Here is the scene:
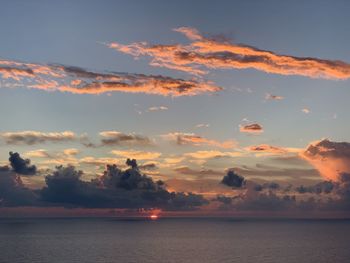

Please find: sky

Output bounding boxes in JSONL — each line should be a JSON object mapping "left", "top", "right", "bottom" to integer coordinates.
{"left": 1, "top": 0, "right": 350, "bottom": 217}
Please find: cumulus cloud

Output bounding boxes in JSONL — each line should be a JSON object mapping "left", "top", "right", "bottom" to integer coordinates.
{"left": 0, "top": 59, "right": 221, "bottom": 97}
{"left": 108, "top": 27, "right": 350, "bottom": 79}
{"left": 221, "top": 170, "right": 245, "bottom": 188}
{"left": 162, "top": 132, "right": 236, "bottom": 149}
{"left": 0, "top": 168, "right": 38, "bottom": 206}
{"left": 40, "top": 160, "right": 208, "bottom": 210}
{"left": 239, "top": 123, "right": 263, "bottom": 134}
{"left": 9, "top": 152, "right": 37, "bottom": 175}
{"left": 301, "top": 139, "right": 350, "bottom": 181}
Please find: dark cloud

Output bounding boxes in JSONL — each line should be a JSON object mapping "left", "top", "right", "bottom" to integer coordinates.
{"left": 9, "top": 152, "right": 37, "bottom": 175}
{"left": 236, "top": 192, "right": 297, "bottom": 211}
{"left": 0, "top": 169, "right": 38, "bottom": 206}
{"left": 254, "top": 182, "right": 280, "bottom": 192}
{"left": 40, "top": 159, "right": 207, "bottom": 210}
{"left": 221, "top": 170, "right": 245, "bottom": 188}
{"left": 296, "top": 181, "right": 334, "bottom": 194}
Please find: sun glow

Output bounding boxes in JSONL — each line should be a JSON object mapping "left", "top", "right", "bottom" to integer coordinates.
{"left": 150, "top": 214, "right": 159, "bottom": 220}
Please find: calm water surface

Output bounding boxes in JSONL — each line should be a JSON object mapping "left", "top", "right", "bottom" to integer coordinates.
{"left": 0, "top": 218, "right": 349, "bottom": 263}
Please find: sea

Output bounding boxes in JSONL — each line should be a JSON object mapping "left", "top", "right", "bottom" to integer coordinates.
{"left": 0, "top": 217, "right": 349, "bottom": 263}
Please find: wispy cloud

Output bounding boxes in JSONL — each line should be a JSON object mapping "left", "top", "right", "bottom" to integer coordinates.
{"left": 246, "top": 144, "right": 301, "bottom": 157}
{"left": 183, "top": 150, "right": 241, "bottom": 159}
{"left": 111, "top": 150, "right": 162, "bottom": 160}
{"left": 0, "top": 131, "right": 77, "bottom": 145}
{"left": 108, "top": 27, "right": 350, "bottom": 79}
{"left": 0, "top": 59, "right": 221, "bottom": 97}
{"left": 99, "top": 131, "right": 153, "bottom": 147}
{"left": 162, "top": 132, "right": 236, "bottom": 149}
{"left": 147, "top": 106, "right": 168, "bottom": 112}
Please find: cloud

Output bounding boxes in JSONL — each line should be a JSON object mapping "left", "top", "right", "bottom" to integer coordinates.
{"left": 239, "top": 123, "right": 263, "bottom": 134}
{"left": 99, "top": 131, "right": 153, "bottom": 147}
{"left": 0, "top": 168, "right": 38, "bottom": 206}
{"left": 0, "top": 131, "right": 76, "bottom": 145}
{"left": 184, "top": 150, "right": 241, "bottom": 159}
{"left": 233, "top": 165, "right": 319, "bottom": 182}
{"left": 40, "top": 161, "right": 208, "bottom": 210}
{"left": 111, "top": 150, "right": 161, "bottom": 160}
{"left": 9, "top": 152, "right": 37, "bottom": 176}
{"left": 0, "top": 59, "right": 221, "bottom": 97}
{"left": 302, "top": 108, "right": 310, "bottom": 114}
{"left": 108, "top": 27, "right": 350, "bottom": 79}
{"left": 265, "top": 93, "right": 284, "bottom": 100}
{"left": 63, "top": 148, "right": 80, "bottom": 156}
{"left": 246, "top": 144, "right": 301, "bottom": 157}
{"left": 195, "top": 123, "right": 210, "bottom": 128}
{"left": 221, "top": 170, "right": 245, "bottom": 188}
{"left": 25, "top": 149, "right": 51, "bottom": 158}
{"left": 174, "top": 166, "right": 223, "bottom": 178}
{"left": 301, "top": 139, "right": 350, "bottom": 181}
{"left": 79, "top": 157, "right": 123, "bottom": 167}
{"left": 162, "top": 132, "right": 236, "bottom": 149}
{"left": 247, "top": 144, "right": 287, "bottom": 155}
{"left": 148, "top": 106, "right": 168, "bottom": 112}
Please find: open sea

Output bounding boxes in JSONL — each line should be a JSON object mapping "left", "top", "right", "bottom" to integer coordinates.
{"left": 0, "top": 218, "right": 349, "bottom": 263}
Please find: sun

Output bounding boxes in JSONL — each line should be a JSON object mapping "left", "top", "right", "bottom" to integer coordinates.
{"left": 150, "top": 214, "right": 159, "bottom": 220}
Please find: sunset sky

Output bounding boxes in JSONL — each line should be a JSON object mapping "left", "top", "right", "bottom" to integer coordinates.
{"left": 1, "top": 0, "right": 350, "bottom": 216}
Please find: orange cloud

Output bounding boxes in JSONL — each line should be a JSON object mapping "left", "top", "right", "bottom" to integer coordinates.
{"left": 300, "top": 139, "right": 350, "bottom": 181}
{"left": 108, "top": 27, "right": 350, "bottom": 79}
{"left": 111, "top": 150, "right": 162, "bottom": 160}
{"left": 246, "top": 144, "right": 301, "bottom": 157}
{"left": 239, "top": 123, "right": 263, "bottom": 134}
{"left": 184, "top": 150, "right": 242, "bottom": 159}
{"left": 0, "top": 59, "right": 221, "bottom": 97}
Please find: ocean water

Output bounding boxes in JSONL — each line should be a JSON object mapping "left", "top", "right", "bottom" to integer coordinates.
{"left": 0, "top": 218, "right": 349, "bottom": 263}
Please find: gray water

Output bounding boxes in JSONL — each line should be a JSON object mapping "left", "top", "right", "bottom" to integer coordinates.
{"left": 0, "top": 218, "right": 349, "bottom": 263}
